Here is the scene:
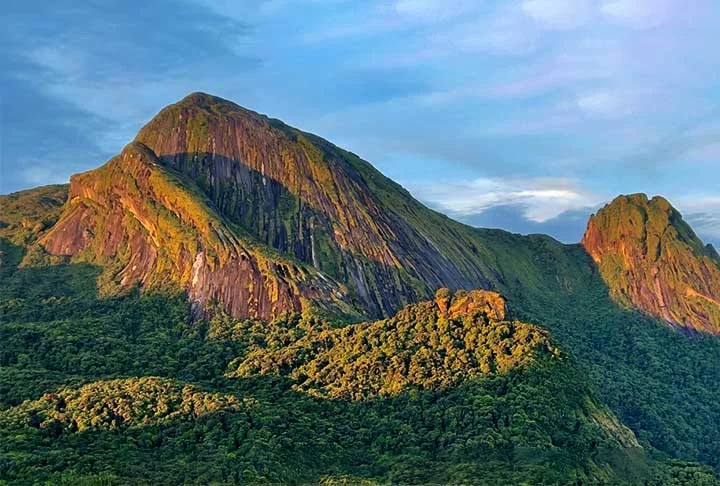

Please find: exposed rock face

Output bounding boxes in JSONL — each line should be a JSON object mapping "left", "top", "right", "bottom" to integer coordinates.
{"left": 582, "top": 194, "right": 720, "bottom": 334}
{"left": 434, "top": 287, "right": 507, "bottom": 321}
{"left": 40, "top": 141, "right": 354, "bottom": 320}
{"left": 133, "top": 92, "right": 493, "bottom": 316}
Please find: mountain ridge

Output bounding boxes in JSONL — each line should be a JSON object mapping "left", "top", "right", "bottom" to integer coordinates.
{"left": 3, "top": 93, "right": 720, "bottom": 336}
{"left": 3, "top": 92, "right": 720, "bottom": 483}
{"left": 5, "top": 93, "right": 720, "bottom": 334}
{"left": 131, "top": 92, "right": 497, "bottom": 317}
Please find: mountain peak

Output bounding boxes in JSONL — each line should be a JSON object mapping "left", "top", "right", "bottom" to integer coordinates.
{"left": 179, "top": 91, "right": 226, "bottom": 105}
{"left": 172, "top": 91, "right": 254, "bottom": 115}
{"left": 119, "top": 140, "right": 156, "bottom": 159}
{"left": 129, "top": 92, "right": 495, "bottom": 317}
{"left": 26, "top": 92, "right": 493, "bottom": 319}
{"left": 582, "top": 194, "right": 720, "bottom": 334}
{"left": 156, "top": 91, "right": 267, "bottom": 122}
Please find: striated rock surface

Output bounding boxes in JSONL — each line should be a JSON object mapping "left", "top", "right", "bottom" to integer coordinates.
{"left": 11, "top": 92, "right": 590, "bottom": 321}
{"left": 40, "top": 141, "right": 355, "bottom": 320}
{"left": 133, "top": 92, "right": 495, "bottom": 316}
{"left": 17, "top": 93, "right": 720, "bottom": 330}
{"left": 582, "top": 194, "right": 720, "bottom": 334}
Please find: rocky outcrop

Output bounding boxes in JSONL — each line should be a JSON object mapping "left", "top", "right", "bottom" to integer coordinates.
{"left": 231, "top": 288, "right": 554, "bottom": 399}
{"left": 24, "top": 94, "right": 720, "bottom": 330}
{"left": 11, "top": 92, "right": 594, "bottom": 321}
{"left": 40, "top": 141, "right": 355, "bottom": 320}
{"left": 434, "top": 287, "right": 507, "bottom": 321}
{"left": 582, "top": 194, "right": 720, "bottom": 335}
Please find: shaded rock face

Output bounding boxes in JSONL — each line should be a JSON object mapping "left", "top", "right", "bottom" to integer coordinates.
{"left": 134, "top": 92, "right": 491, "bottom": 317}
{"left": 582, "top": 194, "right": 720, "bottom": 335}
{"left": 40, "top": 141, "right": 353, "bottom": 320}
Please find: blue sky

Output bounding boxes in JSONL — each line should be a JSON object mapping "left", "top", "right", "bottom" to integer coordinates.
{"left": 2, "top": 0, "right": 720, "bottom": 246}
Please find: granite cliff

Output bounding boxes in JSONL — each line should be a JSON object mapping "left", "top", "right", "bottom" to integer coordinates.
{"left": 582, "top": 194, "right": 720, "bottom": 334}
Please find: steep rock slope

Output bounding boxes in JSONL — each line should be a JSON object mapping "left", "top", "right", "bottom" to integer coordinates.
{"left": 4, "top": 93, "right": 720, "bottom": 478}
{"left": 38, "top": 141, "right": 354, "bottom": 320}
{"left": 15, "top": 93, "right": 599, "bottom": 320}
{"left": 582, "top": 194, "right": 720, "bottom": 334}
{"left": 8, "top": 95, "right": 720, "bottom": 335}
{"left": 134, "top": 92, "right": 499, "bottom": 316}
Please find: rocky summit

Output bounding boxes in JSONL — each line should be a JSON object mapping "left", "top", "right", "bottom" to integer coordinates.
{"left": 583, "top": 193, "right": 720, "bottom": 335}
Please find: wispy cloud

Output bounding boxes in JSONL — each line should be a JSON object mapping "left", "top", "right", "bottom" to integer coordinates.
{"left": 573, "top": 89, "right": 658, "bottom": 119}
{"left": 675, "top": 196, "right": 720, "bottom": 246}
{"left": 521, "top": 0, "right": 593, "bottom": 29}
{"left": 21, "top": 165, "right": 69, "bottom": 186}
{"left": 600, "top": 0, "right": 677, "bottom": 28}
{"left": 1, "top": 0, "right": 260, "bottom": 193}
{"left": 408, "top": 177, "right": 603, "bottom": 223}
{"left": 4, "top": 0, "right": 720, "bottom": 247}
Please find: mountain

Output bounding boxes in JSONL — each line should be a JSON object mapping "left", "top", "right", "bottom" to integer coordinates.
{"left": 583, "top": 194, "right": 720, "bottom": 335}
{"left": 8, "top": 94, "right": 720, "bottom": 333}
{"left": 3, "top": 92, "right": 720, "bottom": 485}
{"left": 130, "top": 92, "right": 504, "bottom": 317}
{"left": 0, "top": 184, "right": 67, "bottom": 246}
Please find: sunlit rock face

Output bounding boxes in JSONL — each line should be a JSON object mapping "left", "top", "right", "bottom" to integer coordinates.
{"left": 41, "top": 141, "right": 353, "bottom": 320}
{"left": 582, "top": 193, "right": 720, "bottom": 335}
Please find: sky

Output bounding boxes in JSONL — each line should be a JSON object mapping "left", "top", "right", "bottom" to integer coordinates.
{"left": 2, "top": 0, "right": 720, "bottom": 246}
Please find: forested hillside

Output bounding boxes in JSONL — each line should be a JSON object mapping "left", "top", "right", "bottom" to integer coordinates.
{"left": 0, "top": 254, "right": 649, "bottom": 485}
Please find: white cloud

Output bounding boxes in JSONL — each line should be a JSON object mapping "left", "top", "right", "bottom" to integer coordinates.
{"left": 409, "top": 177, "right": 601, "bottom": 222}
{"left": 576, "top": 91, "right": 635, "bottom": 118}
{"left": 574, "top": 88, "right": 663, "bottom": 119}
{"left": 521, "top": 0, "right": 594, "bottom": 29}
{"left": 600, "top": 0, "right": 676, "bottom": 28}
{"left": 21, "top": 42, "right": 256, "bottom": 155}
{"left": 675, "top": 196, "right": 720, "bottom": 244}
